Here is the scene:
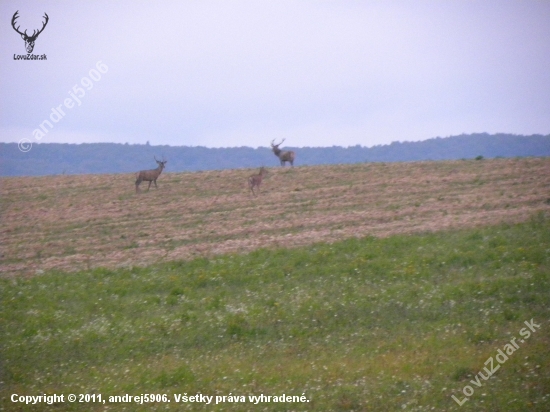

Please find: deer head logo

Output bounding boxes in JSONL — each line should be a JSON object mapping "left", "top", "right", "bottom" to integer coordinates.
{"left": 11, "top": 11, "right": 49, "bottom": 54}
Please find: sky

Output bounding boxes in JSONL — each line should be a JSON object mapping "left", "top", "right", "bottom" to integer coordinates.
{"left": 1, "top": 1, "right": 549, "bottom": 149}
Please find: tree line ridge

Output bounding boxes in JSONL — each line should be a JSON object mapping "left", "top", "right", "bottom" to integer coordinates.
{"left": 1, "top": 133, "right": 549, "bottom": 176}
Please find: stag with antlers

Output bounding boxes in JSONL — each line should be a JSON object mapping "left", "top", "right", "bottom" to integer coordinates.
{"left": 248, "top": 167, "right": 268, "bottom": 196}
{"left": 11, "top": 11, "right": 49, "bottom": 54}
{"left": 271, "top": 139, "right": 295, "bottom": 167}
{"left": 135, "top": 156, "right": 167, "bottom": 193}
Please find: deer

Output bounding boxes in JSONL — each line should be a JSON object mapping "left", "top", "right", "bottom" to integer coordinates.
{"left": 248, "top": 167, "right": 268, "bottom": 196}
{"left": 11, "top": 11, "right": 49, "bottom": 54}
{"left": 135, "top": 156, "right": 167, "bottom": 193}
{"left": 271, "top": 139, "right": 295, "bottom": 167}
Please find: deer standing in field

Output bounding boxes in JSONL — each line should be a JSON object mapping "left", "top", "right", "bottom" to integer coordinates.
{"left": 135, "top": 156, "right": 167, "bottom": 193}
{"left": 271, "top": 139, "right": 295, "bottom": 167}
{"left": 248, "top": 167, "right": 268, "bottom": 196}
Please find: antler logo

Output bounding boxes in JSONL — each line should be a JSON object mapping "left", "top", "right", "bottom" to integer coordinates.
{"left": 11, "top": 10, "right": 49, "bottom": 53}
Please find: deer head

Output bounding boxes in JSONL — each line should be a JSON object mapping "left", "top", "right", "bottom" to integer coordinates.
{"left": 154, "top": 156, "right": 167, "bottom": 170}
{"left": 12, "top": 11, "right": 49, "bottom": 53}
{"left": 270, "top": 138, "right": 285, "bottom": 149}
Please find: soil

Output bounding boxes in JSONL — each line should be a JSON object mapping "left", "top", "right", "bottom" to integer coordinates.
{"left": 1, "top": 158, "right": 549, "bottom": 277}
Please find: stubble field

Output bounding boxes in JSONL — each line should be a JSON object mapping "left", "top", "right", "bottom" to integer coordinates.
{"left": 1, "top": 157, "right": 549, "bottom": 278}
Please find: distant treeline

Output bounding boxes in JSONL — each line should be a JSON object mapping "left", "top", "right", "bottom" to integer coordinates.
{"left": 1, "top": 133, "right": 549, "bottom": 177}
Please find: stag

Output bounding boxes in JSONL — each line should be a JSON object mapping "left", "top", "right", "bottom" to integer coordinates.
{"left": 271, "top": 139, "right": 295, "bottom": 167}
{"left": 11, "top": 11, "right": 49, "bottom": 54}
{"left": 135, "top": 156, "right": 167, "bottom": 193}
{"left": 248, "top": 167, "right": 268, "bottom": 196}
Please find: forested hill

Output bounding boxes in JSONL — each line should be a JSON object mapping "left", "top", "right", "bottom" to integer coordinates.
{"left": 1, "top": 133, "right": 549, "bottom": 176}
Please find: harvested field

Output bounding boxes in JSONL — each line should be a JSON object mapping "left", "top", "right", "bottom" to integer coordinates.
{"left": 1, "top": 157, "right": 549, "bottom": 277}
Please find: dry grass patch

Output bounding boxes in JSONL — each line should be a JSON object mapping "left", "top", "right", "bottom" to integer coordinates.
{"left": 1, "top": 158, "right": 549, "bottom": 277}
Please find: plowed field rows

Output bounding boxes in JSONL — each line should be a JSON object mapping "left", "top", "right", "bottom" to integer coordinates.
{"left": 1, "top": 158, "right": 549, "bottom": 277}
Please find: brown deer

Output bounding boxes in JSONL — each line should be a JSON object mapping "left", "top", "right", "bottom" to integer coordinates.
{"left": 135, "top": 156, "right": 167, "bottom": 193}
{"left": 11, "top": 11, "right": 49, "bottom": 54}
{"left": 271, "top": 139, "right": 295, "bottom": 167}
{"left": 248, "top": 167, "right": 268, "bottom": 196}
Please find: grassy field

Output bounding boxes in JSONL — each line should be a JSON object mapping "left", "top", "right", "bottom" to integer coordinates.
{"left": 2, "top": 215, "right": 549, "bottom": 411}
{"left": 1, "top": 158, "right": 550, "bottom": 411}
{"left": 1, "top": 158, "right": 549, "bottom": 277}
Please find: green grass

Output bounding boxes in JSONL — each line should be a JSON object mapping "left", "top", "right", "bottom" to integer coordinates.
{"left": 2, "top": 215, "right": 550, "bottom": 411}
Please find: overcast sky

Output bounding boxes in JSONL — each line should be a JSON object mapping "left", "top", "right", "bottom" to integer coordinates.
{"left": 1, "top": 1, "right": 549, "bottom": 149}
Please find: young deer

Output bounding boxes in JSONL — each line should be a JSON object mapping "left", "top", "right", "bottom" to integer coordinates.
{"left": 135, "top": 156, "right": 167, "bottom": 193}
{"left": 271, "top": 139, "right": 295, "bottom": 167}
{"left": 248, "top": 167, "right": 268, "bottom": 196}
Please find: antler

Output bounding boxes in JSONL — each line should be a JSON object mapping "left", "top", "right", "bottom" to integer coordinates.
{"left": 30, "top": 13, "right": 49, "bottom": 39}
{"left": 11, "top": 11, "right": 25, "bottom": 36}
{"left": 11, "top": 11, "right": 49, "bottom": 39}
{"left": 271, "top": 139, "right": 285, "bottom": 147}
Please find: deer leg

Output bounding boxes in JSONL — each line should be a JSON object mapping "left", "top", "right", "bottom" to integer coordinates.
{"left": 154, "top": 179, "right": 158, "bottom": 189}
{"left": 147, "top": 181, "right": 152, "bottom": 191}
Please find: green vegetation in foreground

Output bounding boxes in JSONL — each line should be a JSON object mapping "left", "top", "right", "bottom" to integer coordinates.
{"left": 2, "top": 214, "right": 550, "bottom": 411}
